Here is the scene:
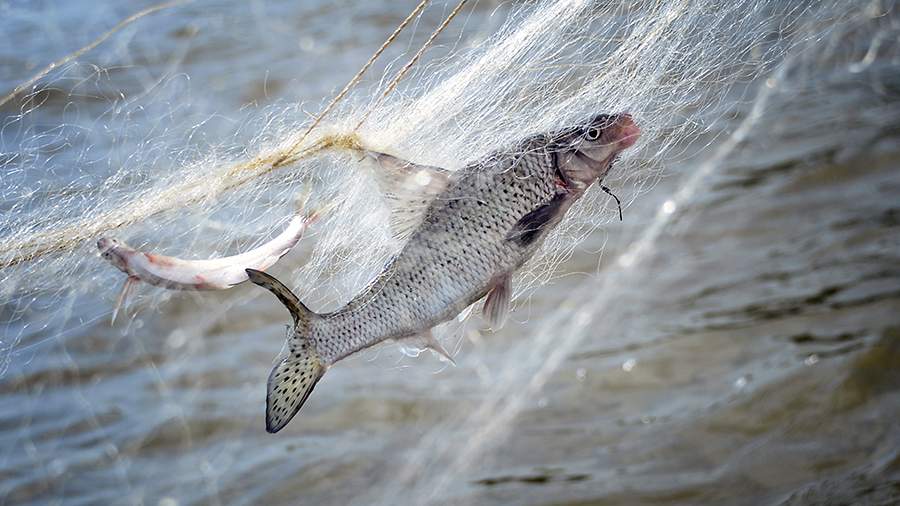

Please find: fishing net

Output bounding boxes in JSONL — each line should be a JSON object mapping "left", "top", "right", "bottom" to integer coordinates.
{"left": 0, "top": 0, "right": 897, "bottom": 503}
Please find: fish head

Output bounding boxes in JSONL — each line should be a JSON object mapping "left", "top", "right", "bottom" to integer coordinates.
{"left": 97, "top": 237, "right": 132, "bottom": 273}
{"left": 554, "top": 113, "right": 641, "bottom": 190}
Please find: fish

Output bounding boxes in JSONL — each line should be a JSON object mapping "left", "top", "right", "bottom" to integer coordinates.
{"left": 247, "top": 112, "right": 641, "bottom": 432}
{"left": 98, "top": 201, "right": 326, "bottom": 324}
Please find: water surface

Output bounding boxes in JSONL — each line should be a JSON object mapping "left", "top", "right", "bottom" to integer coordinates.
{"left": 1, "top": 1, "right": 899, "bottom": 505}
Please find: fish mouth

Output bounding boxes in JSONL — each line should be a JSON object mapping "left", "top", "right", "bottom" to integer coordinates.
{"left": 97, "top": 237, "right": 130, "bottom": 273}
{"left": 556, "top": 113, "right": 640, "bottom": 189}
{"left": 579, "top": 114, "right": 641, "bottom": 160}
{"left": 612, "top": 113, "right": 641, "bottom": 149}
{"left": 97, "top": 237, "right": 115, "bottom": 254}
{"left": 574, "top": 114, "right": 640, "bottom": 174}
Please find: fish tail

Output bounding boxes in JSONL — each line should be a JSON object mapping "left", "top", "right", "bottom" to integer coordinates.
{"left": 305, "top": 196, "right": 339, "bottom": 224}
{"left": 245, "top": 268, "right": 326, "bottom": 433}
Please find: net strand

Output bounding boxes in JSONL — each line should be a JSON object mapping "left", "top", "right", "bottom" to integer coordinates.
{"left": 0, "top": 0, "right": 189, "bottom": 109}
{"left": 0, "top": 1, "right": 891, "bottom": 503}
{"left": 273, "top": 0, "right": 431, "bottom": 166}
{"left": 353, "top": 0, "right": 471, "bottom": 131}
{"left": 0, "top": 133, "right": 360, "bottom": 269}
{"left": 0, "top": 0, "right": 473, "bottom": 270}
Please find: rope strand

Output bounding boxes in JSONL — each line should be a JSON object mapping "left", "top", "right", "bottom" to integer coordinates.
{"left": 354, "top": 0, "right": 470, "bottom": 131}
{"left": 0, "top": 0, "right": 189, "bottom": 109}
{"left": 273, "top": 0, "right": 431, "bottom": 166}
{"left": 0, "top": 0, "right": 472, "bottom": 269}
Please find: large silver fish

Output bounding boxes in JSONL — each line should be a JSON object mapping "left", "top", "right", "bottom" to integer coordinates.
{"left": 248, "top": 113, "right": 640, "bottom": 432}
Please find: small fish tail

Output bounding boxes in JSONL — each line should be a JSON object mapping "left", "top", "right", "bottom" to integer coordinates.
{"left": 245, "top": 268, "right": 326, "bottom": 433}
{"left": 293, "top": 181, "right": 336, "bottom": 224}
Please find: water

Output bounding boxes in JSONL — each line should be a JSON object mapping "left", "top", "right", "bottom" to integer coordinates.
{"left": 1, "top": 1, "right": 899, "bottom": 505}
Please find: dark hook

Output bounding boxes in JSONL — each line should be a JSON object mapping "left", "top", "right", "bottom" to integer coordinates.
{"left": 600, "top": 185, "right": 623, "bottom": 221}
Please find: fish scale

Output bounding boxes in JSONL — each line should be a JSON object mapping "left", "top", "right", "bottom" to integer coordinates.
{"left": 247, "top": 112, "right": 641, "bottom": 432}
{"left": 317, "top": 139, "right": 558, "bottom": 363}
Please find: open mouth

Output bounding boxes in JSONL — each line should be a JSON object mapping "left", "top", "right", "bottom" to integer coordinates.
{"left": 613, "top": 114, "right": 641, "bottom": 149}
{"left": 556, "top": 113, "right": 642, "bottom": 188}
{"left": 578, "top": 114, "right": 641, "bottom": 166}
{"left": 97, "top": 237, "right": 115, "bottom": 254}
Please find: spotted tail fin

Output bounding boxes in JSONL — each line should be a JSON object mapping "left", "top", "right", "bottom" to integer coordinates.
{"left": 246, "top": 269, "right": 326, "bottom": 433}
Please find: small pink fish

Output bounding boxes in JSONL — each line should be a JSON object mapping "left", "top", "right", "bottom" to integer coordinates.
{"left": 98, "top": 206, "right": 323, "bottom": 324}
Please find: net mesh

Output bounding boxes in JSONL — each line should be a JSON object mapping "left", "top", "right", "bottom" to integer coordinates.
{"left": 0, "top": 0, "right": 896, "bottom": 503}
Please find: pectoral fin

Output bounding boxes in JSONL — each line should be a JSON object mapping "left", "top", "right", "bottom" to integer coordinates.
{"left": 364, "top": 150, "right": 452, "bottom": 240}
{"left": 506, "top": 192, "right": 568, "bottom": 247}
{"left": 111, "top": 276, "right": 139, "bottom": 325}
{"left": 483, "top": 274, "right": 512, "bottom": 330}
{"left": 402, "top": 330, "right": 456, "bottom": 365}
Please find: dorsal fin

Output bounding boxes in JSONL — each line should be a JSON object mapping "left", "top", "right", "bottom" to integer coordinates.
{"left": 245, "top": 269, "right": 316, "bottom": 326}
{"left": 364, "top": 150, "right": 452, "bottom": 240}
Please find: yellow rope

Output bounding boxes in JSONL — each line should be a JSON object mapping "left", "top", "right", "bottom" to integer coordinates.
{"left": 354, "top": 0, "right": 470, "bottom": 131}
{"left": 1, "top": 133, "right": 363, "bottom": 269}
{"left": 273, "top": 0, "right": 431, "bottom": 166}
{"left": 1, "top": 0, "right": 473, "bottom": 269}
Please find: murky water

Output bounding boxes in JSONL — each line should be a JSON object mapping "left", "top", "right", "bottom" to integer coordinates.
{"left": 1, "top": 1, "right": 899, "bottom": 505}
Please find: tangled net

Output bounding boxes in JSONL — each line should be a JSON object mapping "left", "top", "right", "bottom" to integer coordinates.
{"left": 0, "top": 0, "right": 896, "bottom": 501}
{"left": 0, "top": 0, "right": 882, "bottom": 380}
{"left": 2, "top": 0, "right": 857, "bottom": 285}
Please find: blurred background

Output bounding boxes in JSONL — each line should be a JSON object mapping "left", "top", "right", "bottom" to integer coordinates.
{"left": 1, "top": 0, "right": 899, "bottom": 504}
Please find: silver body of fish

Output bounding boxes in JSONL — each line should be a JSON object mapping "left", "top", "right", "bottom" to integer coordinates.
{"left": 248, "top": 113, "right": 641, "bottom": 432}
{"left": 98, "top": 207, "right": 320, "bottom": 324}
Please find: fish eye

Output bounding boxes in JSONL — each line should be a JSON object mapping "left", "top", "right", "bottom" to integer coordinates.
{"left": 585, "top": 127, "right": 601, "bottom": 141}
